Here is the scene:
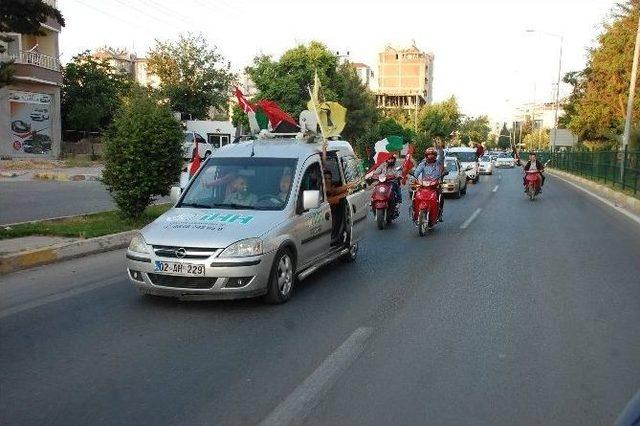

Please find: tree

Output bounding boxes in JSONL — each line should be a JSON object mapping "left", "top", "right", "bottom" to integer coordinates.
{"left": 337, "top": 62, "right": 379, "bottom": 145}
{"left": 0, "top": 0, "right": 65, "bottom": 87}
{"left": 102, "top": 89, "right": 183, "bottom": 218}
{"left": 415, "top": 96, "right": 460, "bottom": 154}
{"left": 62, "top": 52, "right": 132, "bottom": 133}
{"left": 564, "top": 0, "right": 640, "bottom": 148}
{"left": 497, "top": 123, "right": 511, "bottom": 150}
{"left": 147, "top": 33, "right": 234, "bottom": 120}
{"left": 458, "top": 115, "right": 491, "bottom": 146}
{"left": 523, "top": 129, "right": 550, "bottom": 150}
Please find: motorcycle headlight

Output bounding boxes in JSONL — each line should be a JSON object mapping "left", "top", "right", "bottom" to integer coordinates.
{"left": 219, "top": 238, "right": 263, "bottom": 258}
{"left": 128, "top": 233, "right": 150, "bottom": 254}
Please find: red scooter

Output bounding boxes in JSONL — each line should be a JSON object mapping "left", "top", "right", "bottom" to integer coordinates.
{"left": 410, "top": 177, "right": 442, "bottom": 236}
{"left": 370, "top": 174, "right": 400, "bottom": 230}
{"left": 524, "top": 170, "right": 542, "bottom": 201}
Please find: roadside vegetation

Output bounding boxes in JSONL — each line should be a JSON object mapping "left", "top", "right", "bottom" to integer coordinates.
{"left": 0, "top": 204, "right": 170, "bottom": 240}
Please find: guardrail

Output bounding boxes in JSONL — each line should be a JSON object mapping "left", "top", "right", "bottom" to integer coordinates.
{"left": 523, "top": 149, "right": 639, "bottom": 197}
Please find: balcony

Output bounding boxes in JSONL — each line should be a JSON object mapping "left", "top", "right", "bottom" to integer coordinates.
{"left": 1, "top": 51, "right": 62, "bottom": 85}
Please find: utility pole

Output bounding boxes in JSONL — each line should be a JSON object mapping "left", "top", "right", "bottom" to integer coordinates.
{"left": 622, "top": 13, "right": 640, "bottom": 151}
{"left": 552, "top": 36, "right": 563, "bottom": 154}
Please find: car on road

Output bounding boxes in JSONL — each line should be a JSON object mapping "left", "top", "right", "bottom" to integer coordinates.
{"left": 127, "top": 138, "right": 369, "bottom": 304}
{"left": 441, "top": 156, "right": 467, "bottom": 198}
{"left": 478, "top": 155, "right": 494, "bottom": 174}
{"left": 446, "top": 147, "right": 479, "bottom": 183}
{"left": 495, "top": 153, "right": 516, "bottom": 168}
{"left": 183, "top": 131, "right": 215, "bottom": 160}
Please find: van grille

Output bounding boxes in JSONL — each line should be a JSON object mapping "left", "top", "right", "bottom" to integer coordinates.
{"left": 152, "top": 245, "right": 219, "bottom": 259}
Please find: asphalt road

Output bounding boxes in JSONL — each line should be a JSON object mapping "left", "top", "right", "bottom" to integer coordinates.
{"left": 1, "top": 168, "right": 639, "bottom": 426}
{"left": 0, "top": 180, "right": 115, "bottom": 225}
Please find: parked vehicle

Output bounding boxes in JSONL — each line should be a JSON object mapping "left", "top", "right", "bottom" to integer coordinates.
{"left": 410, "top": 176, "right": 442, "bottom": 237}
{"left": 369, "top": 173, "right": 400, "bottom": 230}
{"left": 446, "top": 147, "right": 479, "bottom": 183}
{"left": 478, "top": 155, "right": 494, "bottom": 175}
{"left": 182, "top": 131, "right": 212, "bottom": 160}
{"left": 441, "top": 157, "right": 467, "bottom": 198}
{"left": 495, "top": 153, "right": 516, "bottom": 168}
{"left": 126, "top": 138, "right": 369, "bottom": 304}
{"left": 524, "top": 170, "right": 542, "bottom": 200}
{"left": 184, "top": 120, "right": 236, "bottom": 150}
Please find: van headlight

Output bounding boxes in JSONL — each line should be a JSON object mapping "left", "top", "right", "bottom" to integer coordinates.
{"left": 128, "top": 233, "right": 150, "bottom": 254}
{"left": 220, "top": 238, "right": 263, "bottom": 258}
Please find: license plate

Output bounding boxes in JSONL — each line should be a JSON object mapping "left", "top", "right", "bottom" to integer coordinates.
{"left": 154, "top": 261, "right": 205, "bottom": 276}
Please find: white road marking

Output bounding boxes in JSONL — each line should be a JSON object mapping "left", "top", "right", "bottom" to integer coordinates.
{"left": 259, "top": 327, "right": 373, "bottom": 426}
{"left": 460, "top": 208, "right": 482, "bottom": 229}
{"left": 498, "top": 174, "right": 502, "bottom": 180}
{"left": 0, "top": 276, "right": 122, "bottom": 320}
{"left": 492, "top": 185, "right": 499, "bottom": 193}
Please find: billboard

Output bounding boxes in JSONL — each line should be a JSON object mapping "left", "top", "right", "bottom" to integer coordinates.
{"left": 9, "top": 90, "right": 53, "bottom": 156}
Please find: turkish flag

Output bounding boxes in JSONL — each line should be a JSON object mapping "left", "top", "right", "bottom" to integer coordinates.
{"left": 401, "top": 144, "right": 416, "bottom": 184}
{"left": 234, "top": 87, "right": 255, "bottom": 113}
{"left": 189, "top": 140, "right": 201, "bottom": 177}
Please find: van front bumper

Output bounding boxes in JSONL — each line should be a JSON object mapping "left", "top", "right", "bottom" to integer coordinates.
{"left": 126, "top": 250, "right": 277, "bottom": 300}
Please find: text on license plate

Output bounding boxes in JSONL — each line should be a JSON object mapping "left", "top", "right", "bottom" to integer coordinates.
{"left": 154, "top": 261, "right": 205, "bottom": 276}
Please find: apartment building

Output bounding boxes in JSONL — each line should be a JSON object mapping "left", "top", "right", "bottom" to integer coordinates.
{"left": 0, "top": 0, "right": 62, "bottom": 158}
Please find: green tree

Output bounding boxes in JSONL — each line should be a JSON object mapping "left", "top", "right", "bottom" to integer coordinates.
{"left": 61, "top": 52, "right": 132, "bottom": 133}
{"left": 337, "top": 62, "right": 379, "bottom": 145}
{"left": 497, "top": 123, "right": 511, "bottom": 150}
{"left": 0, "top": 0, "right": 65, "bottom": 87}
{"left": 565, "top": 0, "right": 640, "bottom": 148}
{"left": 102, "top": 89, "right": 183, "bottom": 218}
{"left": 147, "top": 33, "right": 234, "bottom": 120}
{"left": 458, "top": 115, "right": 491, "bottom": 146}
{"left": 415, "top": 96, "right": 460, "bottom": 154}
{"left": 523, "top": 129, "right": 550, "bottom": 150}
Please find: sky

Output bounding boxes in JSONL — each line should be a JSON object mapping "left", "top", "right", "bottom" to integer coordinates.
{"left": 58, "top": 0, "right": 617, "bottom": 126}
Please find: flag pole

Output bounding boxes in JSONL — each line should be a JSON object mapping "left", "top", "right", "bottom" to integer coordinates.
{"left": 307, "top": 84, "right": 328, "bottom": 161}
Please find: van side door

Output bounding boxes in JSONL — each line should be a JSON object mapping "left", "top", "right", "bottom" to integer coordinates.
{"left": 294, "top": 158, "right": 332, "bottom": 268}
{"left": 341, "top": 154, "right": 369, "bottom": 244}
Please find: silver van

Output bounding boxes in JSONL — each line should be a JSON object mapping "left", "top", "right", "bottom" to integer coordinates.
{"left": 126, "top": 138, "right": 369, "bottom": 303}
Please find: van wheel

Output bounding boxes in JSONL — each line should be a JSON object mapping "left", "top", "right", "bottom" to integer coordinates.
{"left": 341, "top": 243, "right": 358, "bottom": 263}
{"left": 263, "top": 249, "right": 295, "bottom": 304}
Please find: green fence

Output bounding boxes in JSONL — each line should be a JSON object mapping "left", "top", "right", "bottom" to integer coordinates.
{"left": 528, "top": 149, "right": 640, "bottom": 197}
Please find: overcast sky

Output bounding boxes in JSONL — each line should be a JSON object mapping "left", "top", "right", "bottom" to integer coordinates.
{"left": 59, "top": 0, "right": 616, "bottom": 125}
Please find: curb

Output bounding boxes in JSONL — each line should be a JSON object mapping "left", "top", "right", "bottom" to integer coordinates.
{"left": 0, "top": 230, "right": 136, "bottom": 275}
{"left": 547, "top": 168, "right": 640, "bottom": 224}
{"left": 33, "top": 172, "right": 101, "bottom": 182}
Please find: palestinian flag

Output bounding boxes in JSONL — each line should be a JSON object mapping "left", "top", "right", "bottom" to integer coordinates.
{"left": 234, "top": 87, "right": 263, "bottom": 134}
{"left": 367, "top": 135, "right": 404, "bottom": 173}
{"left": 256, "top": 100, "right": 298, "bottom": 133}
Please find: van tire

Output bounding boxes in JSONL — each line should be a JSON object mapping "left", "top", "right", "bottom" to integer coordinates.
{"left": 263, "top": 248, "right": 295, "bottom": 304}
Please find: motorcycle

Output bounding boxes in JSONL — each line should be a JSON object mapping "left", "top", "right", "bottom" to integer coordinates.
{"left": 410, "top": 176, "right": 442, "bottom": 237}
{"left": 369, "top": 174, "right": 400, "bottom": 230}
{"left": 524, "top": 170, "right": 542, "bottom": 201}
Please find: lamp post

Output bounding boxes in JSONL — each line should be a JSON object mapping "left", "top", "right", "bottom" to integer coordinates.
{"left": 526, "top": 30, "right": 563, "bottom": 153}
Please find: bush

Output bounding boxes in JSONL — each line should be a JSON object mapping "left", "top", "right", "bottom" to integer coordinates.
{"left": 102, "top": 90, "right": 183, "bottom": 218}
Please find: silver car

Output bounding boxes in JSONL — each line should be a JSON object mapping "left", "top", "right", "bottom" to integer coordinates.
{"left": 126, "top": 138, "right": 369, "bottom": 304}
{"left": 441, "top": 157, "right": 468, "bottom": 198}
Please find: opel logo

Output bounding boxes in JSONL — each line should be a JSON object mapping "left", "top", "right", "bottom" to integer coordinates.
{"left": 175, "top": 248, "right": 187, "bottom": 258}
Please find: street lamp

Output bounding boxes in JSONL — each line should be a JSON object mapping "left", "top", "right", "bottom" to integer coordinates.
{"left": 526, "top": 29, "right": 563, "bottom": 153}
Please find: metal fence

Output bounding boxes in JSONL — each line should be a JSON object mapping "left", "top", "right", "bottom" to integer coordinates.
{"left": 528, "top": 148, "right": 640, "bottom": 197}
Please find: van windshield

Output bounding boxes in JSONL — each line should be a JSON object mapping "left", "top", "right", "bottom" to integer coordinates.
{"left": 449, "top": 151, "right": 477, "bottom": 162}
{"left": 178, "top": 157, "right": 298, "bottom": 211}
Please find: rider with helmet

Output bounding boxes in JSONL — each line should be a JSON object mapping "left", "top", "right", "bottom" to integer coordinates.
{"left": 368, "top": 154, "right": 402, "bottom": 205}
{"left": 412, "top": 138, "right": 445, "bottom": 220}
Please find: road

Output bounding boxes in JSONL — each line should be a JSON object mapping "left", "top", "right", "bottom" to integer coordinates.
{"left": 1, "top": 168, "right": 639, "bottom": 426}
{"left": 0, "top": 180, "right": 115, "bottom": 225}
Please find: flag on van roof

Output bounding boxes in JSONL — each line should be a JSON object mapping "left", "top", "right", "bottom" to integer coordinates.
{"left": 255, "top": 100, "right": 298, "bottom": 132}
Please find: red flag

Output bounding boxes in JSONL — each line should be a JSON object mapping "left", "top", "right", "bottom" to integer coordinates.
{"left": 401, "top": 144, "right": 416, "bottom": 184}
{"left": 255, "top": 100, "right": 298, "bottom": 129}
{"left": 234, "top": 87, "right": 255, "bottom": 113}
{"left": 189, "top": 139, "right": 201, "bottom": 177}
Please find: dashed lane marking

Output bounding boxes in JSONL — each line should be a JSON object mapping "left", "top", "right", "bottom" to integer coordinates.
{"left": 460, "top": 208, "right": 482, "bottom": 229}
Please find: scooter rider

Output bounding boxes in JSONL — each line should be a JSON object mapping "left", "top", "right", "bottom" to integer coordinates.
{"left": 521, "top": 152, "right": 545, "bottom": 192}
{"left": 368, "top": 154, "right": 402, "bottom": 205}
{"left": 413, "top": 138, "right": 445, "bottom": 220}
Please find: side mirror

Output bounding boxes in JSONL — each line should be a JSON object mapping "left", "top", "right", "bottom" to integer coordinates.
{"left": 170, "top": 186, "right": 182, "bottom": 204}
{"left": 302, "top": 190, "right": 321, "bottom": 211}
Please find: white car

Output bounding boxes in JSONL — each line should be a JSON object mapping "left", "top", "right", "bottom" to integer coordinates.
{"left": 183, "top": 131, "right": 215, "bottom": 160}
{"left": 495, "top": 154, "right": 516, "bottom": 168}
{"left": 446, "top": 147, "right": 479, "bottom": 183}
{"left": 478, "top": 155, "right": 494, "bottom": 175}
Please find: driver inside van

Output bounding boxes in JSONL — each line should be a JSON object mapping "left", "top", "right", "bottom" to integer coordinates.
{"left": 278, "top": 173, "right": 293, "bottom": 203}
{"left": 224, "top": 176, "right": 257, "bottom": 206}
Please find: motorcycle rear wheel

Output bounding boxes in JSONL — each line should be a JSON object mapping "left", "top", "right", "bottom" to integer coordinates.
{"left": 376, "top": 208, "right": 386, "bottom": 230}
{"left": 418, "top": 210, "right": 429, "bottom": 237}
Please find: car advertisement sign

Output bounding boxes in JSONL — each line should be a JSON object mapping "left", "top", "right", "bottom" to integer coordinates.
{"left": 9, "top": 90, "right": 53, "bottom": 156}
